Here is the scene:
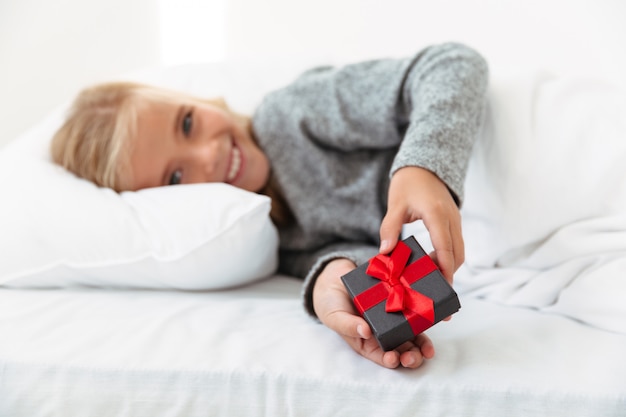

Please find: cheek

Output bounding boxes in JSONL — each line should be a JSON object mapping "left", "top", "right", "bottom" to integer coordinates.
{"left": 204, "top": 106, "right": 236, "bottom": 130}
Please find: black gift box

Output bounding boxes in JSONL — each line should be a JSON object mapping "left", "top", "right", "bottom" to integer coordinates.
{"left": 341, "top": 236, "right": 460, "bottom": 351}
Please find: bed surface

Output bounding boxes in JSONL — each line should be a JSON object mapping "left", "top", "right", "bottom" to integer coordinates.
{"left": 1, "top": 276, "right": 624, "bottom": 417}
{"left": 2, "top": 35, "right": 626, "bottom": 416}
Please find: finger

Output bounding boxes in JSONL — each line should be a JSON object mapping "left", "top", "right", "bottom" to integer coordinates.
{"left": 416, "top": 333, "right": 435, "bottom": 359}
{"left": 394, "top": 341, "right": 423, "bottom": 368}
{"left": 424, "top": 203, "right": 466, "bottom": 283}
{"left": 420, "top": 208, "right": 454, "bottom": 283}
{"left": 399, "top": 346, "right": 424, "bottom": 368}
{"left": 427, "top": 227, "right": 455, "bottom": 284}
{"left": 379, "top": 208, "right": 404, "bottom": 254}
{"left": 398, "top": 334, "right": 434, "bottom": 368}
{"left": 450, "top": 213, "right": 465, "bottom": 269}
{"left": 442, "top": 212, "right": 465, "bottom": 285}
{"left": 324, "top": 309, "right": 372, "bottom": 340}
{"left": 382, "top": 350, "right": 402, "bottom": 368}
{"left": 344, "top": 337, "right": 401, "bottom": 369}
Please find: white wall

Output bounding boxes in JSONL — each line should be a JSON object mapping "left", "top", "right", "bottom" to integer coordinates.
{"left": 0, "top": 0, "right": 161, "bottom": 147}
{"left": 223, "top": 0, "right": 626, "bottom": 82}
{"left": 2, "top": 0, "right": 625, "bottom": 148}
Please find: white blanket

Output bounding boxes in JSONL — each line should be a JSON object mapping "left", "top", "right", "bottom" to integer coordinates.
{"left": 453, "top": 73, "right": 626, "bottom": 334}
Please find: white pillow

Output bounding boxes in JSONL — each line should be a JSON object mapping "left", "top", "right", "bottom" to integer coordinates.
{"left": 0, "top": 61, "right": 313, "bottom": 290}
{"left": 0, "top": 151, "right": 278, "bottom": 290}
{"left": 0, "top": 60, "right": 328, "bottom": 290}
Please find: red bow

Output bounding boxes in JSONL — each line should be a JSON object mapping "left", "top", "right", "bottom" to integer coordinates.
{"left": 354, "top": 241, "right": 436, "bottom": 336}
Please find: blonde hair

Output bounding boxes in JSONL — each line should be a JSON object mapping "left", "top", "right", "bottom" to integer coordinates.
{"left": 51, "top": 81, "right": 292, "bottom": 226}
{"left": 51, "top": 82, "right": 249, "bottom": 191}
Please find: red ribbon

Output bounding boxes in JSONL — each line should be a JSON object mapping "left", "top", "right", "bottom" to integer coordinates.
{"left": 353, "top": 241, "right": 436, "bottom": 336}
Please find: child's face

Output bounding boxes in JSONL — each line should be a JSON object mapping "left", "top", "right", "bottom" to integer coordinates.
{"left": 127, "top": 98, "right": 270, "bottom": 193}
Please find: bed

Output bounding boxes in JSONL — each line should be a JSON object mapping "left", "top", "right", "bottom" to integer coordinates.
{"left": 1, "top": 56, "right": 626, "bottom": 416}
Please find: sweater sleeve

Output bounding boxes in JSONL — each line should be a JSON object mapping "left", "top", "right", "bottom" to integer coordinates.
{"left": 274, "top": 42, "right": 488, "bottom": 205}
{"left": 391, "top": 43, "right": 489, "bottom": 205}
{"left": 281, "top": 243, "right": 379, "bottom": 319}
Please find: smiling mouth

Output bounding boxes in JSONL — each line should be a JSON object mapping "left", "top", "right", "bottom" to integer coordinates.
{"left": 226, "top": 145, "right": 242, "bottom": 183}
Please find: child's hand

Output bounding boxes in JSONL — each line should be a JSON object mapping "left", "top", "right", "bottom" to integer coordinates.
{"left": 379, "top": 166, "right": 464, "bottom": 285}
{"left": 312, "top": 258, "right": 435, "bottom": 369}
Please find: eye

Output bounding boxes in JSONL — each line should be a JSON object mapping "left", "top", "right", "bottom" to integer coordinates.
{"left": 169, "top": 170, "right": 182, "bottom": 186}
{"left": 182, "top": 110, "right": 193, "bottom": 137}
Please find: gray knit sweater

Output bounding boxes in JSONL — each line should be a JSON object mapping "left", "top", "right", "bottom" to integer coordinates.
{"left": 251, "top": 43, "right": 489, "bottom": 316}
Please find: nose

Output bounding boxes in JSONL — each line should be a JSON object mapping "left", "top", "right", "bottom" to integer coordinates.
{"left": 187, "top": 140, "right": 222, "bottom": 183}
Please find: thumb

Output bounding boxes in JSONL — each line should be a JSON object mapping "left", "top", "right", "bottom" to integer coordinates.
{"left": 325, "top": 310, "right": 372, "bottom": 340}
{"left": 379, "top": 210, "right": 404, "bottom": 254}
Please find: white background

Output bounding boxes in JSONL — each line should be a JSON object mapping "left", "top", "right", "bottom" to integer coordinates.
{"left": 1, "top": 0, "right": 625, "bottom": 148}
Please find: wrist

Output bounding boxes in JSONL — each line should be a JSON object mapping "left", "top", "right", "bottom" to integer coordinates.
{"left": 312, "top": 258, "right": 357, "bottom": 315}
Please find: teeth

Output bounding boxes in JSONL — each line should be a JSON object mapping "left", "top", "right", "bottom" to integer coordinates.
{"left": 227, "top": 146, "right": 242, "bottom": 182}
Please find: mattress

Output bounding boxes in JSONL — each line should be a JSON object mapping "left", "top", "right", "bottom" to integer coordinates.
{"left": 1, "top": 275, "right": 625, "bottom": 417}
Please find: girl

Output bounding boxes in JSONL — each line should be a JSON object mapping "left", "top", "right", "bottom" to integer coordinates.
{"left": 51, "top": 42, "right": 489, "bottom": 369}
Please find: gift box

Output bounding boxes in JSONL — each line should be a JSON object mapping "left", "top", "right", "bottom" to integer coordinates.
{"left": 341, "top": 236, "right": 461, "bottom": 351}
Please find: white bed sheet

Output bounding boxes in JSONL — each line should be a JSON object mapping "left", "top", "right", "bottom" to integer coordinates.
{"left": 1, "top": 276, "right": 625, "bottom": 417}
{"left": 3, "top": 55, "right": 626, "bottom": 417}
{"left": 456, "top": 72, "right": 626, "bottom": 336}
